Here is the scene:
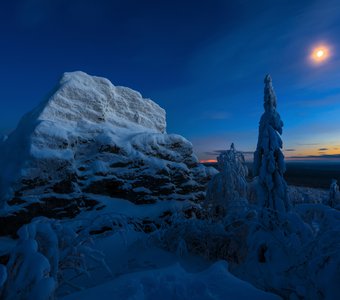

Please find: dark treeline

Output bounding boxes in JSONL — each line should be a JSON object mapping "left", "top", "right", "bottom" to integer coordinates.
{"left": 204, "top": 161, "right": 340, "bottom": 190}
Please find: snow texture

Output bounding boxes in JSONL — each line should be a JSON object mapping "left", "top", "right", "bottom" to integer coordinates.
{"left": 61, "top": 261, "right": 279, "bottom": 300}
{"left": 0, "top": 209, "right": 283, "bottom": 300}
{"left": 157, "top": 199, "right": 340, "bottom": 299}
{"left": 253, "top": 75, "right": 290, "bottom": 213}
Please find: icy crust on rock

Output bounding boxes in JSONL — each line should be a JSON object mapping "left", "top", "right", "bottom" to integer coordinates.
{"left": 0, "top": 71, "right": 215, "bottom": 211}
{"left": 39, "top": 71, "right": 166, "bottom": 133}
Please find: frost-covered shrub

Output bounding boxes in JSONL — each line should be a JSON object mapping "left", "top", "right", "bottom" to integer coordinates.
{"left": 205, "top": 143, "right": 248, "bottom": 218}
{"left": 155, "top": 202, "right": 340, "bottom": 299}
{"left": 289, "top": 204, "right": 340, "bottom": 298}
{"left": 230, "top": 209, "right": 313, "bottom": 298}
{"left": 1, "top": 238, "right": 56, "bottom": 300}
{"left": 0, "top": 215, "right": 126, "bottom": 299}
{"left": 157, "top": 214, "right": 227, "bottom": 260}
{"left": 153, "top": 207, "right": 254, "bottom": 264}
{"left": 287, "top": 186, "right": 327, "bottom": 205}
{"left": 253, "top": 75, "right": 290, "bottom": 213}
{"left": 222, "top": 203, "right": 340, "bottom": 300}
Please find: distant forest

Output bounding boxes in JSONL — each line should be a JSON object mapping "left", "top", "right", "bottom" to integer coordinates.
{"left": 203, "top": 161, "right": 340, "bottom": 189}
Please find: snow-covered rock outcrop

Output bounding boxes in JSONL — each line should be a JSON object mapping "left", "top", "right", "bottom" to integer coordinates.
{"left": 0, "top": 71, "right": 216, "bottom": 229}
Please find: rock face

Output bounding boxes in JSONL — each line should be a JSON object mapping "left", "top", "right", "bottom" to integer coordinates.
{"left": 0, "top": 72, "right": 216, "bottom": 217}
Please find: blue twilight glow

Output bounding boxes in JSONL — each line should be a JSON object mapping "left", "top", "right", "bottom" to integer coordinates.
{"left": 1, "top": 0, "right": 340, "bottom": 161}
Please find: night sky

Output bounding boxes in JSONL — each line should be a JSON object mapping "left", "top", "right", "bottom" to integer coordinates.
{"left": 1, "top": 0, "right": 340, "bottom": 161}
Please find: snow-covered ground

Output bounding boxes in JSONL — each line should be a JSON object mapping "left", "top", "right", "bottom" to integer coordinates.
{"left": 1, "top": 72, "right": 339, "bottom": 300}
{"left": 3, "top": 184, "right": 338, "bottom": 300}
{"left": 0, "top": 193, "right": 278, "bottom": 299}
{"left": 60, "top": 231, "right": 279, "bottom": 300}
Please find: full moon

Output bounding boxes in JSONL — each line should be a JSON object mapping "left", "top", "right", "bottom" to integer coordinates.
{"left": 316, "top": 50, "right": 324, "bottom": 57}
{"left": 310, "top": 45, "right": 330, "bottom": 63}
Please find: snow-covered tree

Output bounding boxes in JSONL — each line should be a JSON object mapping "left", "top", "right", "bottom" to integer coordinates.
{"left": 253, "top": 75, "right": 290, "bottom": 213}
{"left": 205, "top": 143, "right": 248, "bottom": 218}
{"left": 328, "top": 179, "right": 339, "bottom": 208}
{"left": 0, "top": 216, "right": 117, "bottom": 299}
{"left": 2, "top": 239, "right": 56, "bottom": 300}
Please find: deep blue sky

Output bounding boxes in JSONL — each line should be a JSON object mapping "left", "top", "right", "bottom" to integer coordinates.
{"left": 1, "top": 0, "right": 340, "bottom": 161}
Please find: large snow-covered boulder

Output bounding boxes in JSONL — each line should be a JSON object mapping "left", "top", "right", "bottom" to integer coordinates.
{"left": 0, "top": 71, "right": 216, "bottom": 230}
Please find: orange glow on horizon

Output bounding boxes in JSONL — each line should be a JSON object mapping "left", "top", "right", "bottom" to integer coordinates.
{"left": 200, "top": 147, "right": 340, "bottom": 163}
{"left": 285, "top": 146, "right": 340, "bottom": 160}
{"left": 200, "top": 159, "right": 217, "bottom": 163}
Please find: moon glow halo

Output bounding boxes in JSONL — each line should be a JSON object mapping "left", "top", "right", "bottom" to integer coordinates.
{"left": 310, "top": 45, "right": 330, "bottom": 64}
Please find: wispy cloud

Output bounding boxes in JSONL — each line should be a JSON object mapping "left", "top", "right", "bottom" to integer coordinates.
{"left": 284, "top": 148, "right": 296, "bottom": 152}
{"left": 318, "top": 148, "right": 329, "bottom": 151}
{"left": 242, "top": 151, "right": 254, "bottom": 155}
{"left": 289, "top": 154, "right": 340, "bottom": 160}
{"left": 201, "top": 111, "right": 231, "bottom": 120}
{"left": 203, "top": 150, "right": 225, "bottom": 156}
{"left": 204, "top": 149, "right": 254, "bottom": 156}
{"left": 290, "top": 93, "right": 340, "bottom": 108}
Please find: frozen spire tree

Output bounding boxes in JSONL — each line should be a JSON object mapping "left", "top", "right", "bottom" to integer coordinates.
{"left": 253, "top": 75, "right": 290, "bottom": 212}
